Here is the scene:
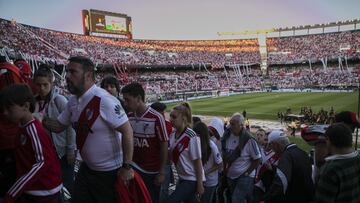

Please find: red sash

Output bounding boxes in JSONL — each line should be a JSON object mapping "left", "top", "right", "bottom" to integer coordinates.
{"left": 115, "top": 171, "right": 152, "bottom": 203}
{"left": 75, "top": 96, "right": 101, "bottom": 152}
{"left": 172, "top": 136, "right": 190, "bottom": 165}
{"left": 256, "top": 151, "right": 280, "bottom": 182}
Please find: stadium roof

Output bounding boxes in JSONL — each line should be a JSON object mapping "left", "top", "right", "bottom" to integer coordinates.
{"left": 218, "top": 19, "right": 360, "bottom": 36}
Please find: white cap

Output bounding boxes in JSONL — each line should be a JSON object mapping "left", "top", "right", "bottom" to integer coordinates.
{"left": 268, "top": 130, "right": 287, "bottom": 144}
{"left": 208, "top": 117, "right": 224, "bottom": 138}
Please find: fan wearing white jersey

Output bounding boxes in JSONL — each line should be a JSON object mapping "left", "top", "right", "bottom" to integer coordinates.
{"left": 43, "top": 56, "right": 134, "bottom": 203}
{"left": 167, "top": 103, "right": 205, "bottom": 203}
{"left": 193, "top": 121, "right": 223, "bottom": 203}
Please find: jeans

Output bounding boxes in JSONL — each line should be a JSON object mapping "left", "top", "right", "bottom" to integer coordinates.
{"left": 135, "top": 169, "right": 160, "bottom": 203}
{"left": 60, "top": 155, "right": 74, "bottom": 195}
{"left": 227, "top": 175, "right": 254, "bottom": 203}
{"left": 201, "top": 185, "right": 216, "bottom": 203}
{"left": 159, "top": 164, "right": 173, "bottom": 203}
{"left": 166, "top": 179, "right": 198, "bottom": 203}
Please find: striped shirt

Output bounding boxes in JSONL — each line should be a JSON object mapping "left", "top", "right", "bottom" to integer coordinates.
{"left": 6, "top": 119, "right": 62, "bottom": 202}
{"left": 315, "top": 151, "right": 360, "bottom": 203}
{"left": 128, "top": 107, "right": 168, "bottom": 173}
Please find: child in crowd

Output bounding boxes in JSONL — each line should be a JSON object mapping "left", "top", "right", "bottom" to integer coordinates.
{"left": 0, "top": 84, "right": 62, "bottom": 203}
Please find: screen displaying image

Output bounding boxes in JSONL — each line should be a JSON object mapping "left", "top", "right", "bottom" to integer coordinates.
{"left": 105, "top": 15, "right": 127, "bottom": 32}
{"left": 89, "top": 10, "right": 129, "bottom": 35}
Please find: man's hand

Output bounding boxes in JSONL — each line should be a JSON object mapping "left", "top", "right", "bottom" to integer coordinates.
{"left": 42, "top": 116, "right": 67, "bottom": 133}
{"left": 117, "top": 167, "right": 134, "bottom": 184}
{"left": 196, "top": 182, "right": 204, "bottom": 201}
{"left": 67, "top": 153, "right": 75, "bottom": 165}
{"left": 154, "top": 173, "right": 165, "bottom": 185}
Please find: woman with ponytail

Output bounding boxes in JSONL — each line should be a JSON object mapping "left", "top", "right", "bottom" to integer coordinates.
{"left": 193, "top": 122, "right": 223, "bottom": 203}
{"left": 167, "top": 103, "right": 205, "bottom": 203}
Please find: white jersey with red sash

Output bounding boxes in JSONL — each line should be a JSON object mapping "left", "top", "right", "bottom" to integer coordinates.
{"left": 169, "top": 127, "right": 205, "bottom": 181}
{"left": 255, "top": 148, "right": 280, "bottom": 191}
{"left": 58, "top": 85, "right": 128, "bottom": 171}
{"left": 128, "top": 107, "right": 168, "bottom": 173}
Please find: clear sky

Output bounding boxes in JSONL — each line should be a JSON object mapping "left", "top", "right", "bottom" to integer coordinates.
{"left": 0, "top": 0, "right": 359, "bottom": 40}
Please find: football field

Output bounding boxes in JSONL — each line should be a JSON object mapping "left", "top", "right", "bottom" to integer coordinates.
{"left": 166, "top": 91, "right": 359, "bottom": 120}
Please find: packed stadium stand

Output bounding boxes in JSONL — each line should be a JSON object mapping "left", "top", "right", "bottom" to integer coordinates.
{"left": 0, "top": 18, "right": 261, "bottom": 66}
{"left": 0, "top": 17, "right": 359, "bottom": 101}
{"left": 267, "top": 31, "right": 360, "bottom": 64}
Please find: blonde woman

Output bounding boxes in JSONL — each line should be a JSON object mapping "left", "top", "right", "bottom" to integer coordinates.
{"left": 167, "top": 103, "right": 205, "bottom": 203}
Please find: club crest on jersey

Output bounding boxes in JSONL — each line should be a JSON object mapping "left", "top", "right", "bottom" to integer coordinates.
{"left": 85, "top": 108, "right": 94, "bottom": 120}
{"left": 20, "top": 134, "right": 27, "bottom": 145}
{"left": 143, "top": 123, "right": 149, "bottom": 132}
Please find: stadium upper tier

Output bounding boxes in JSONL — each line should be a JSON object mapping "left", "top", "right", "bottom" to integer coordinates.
{"left": 0, "top": 18, "right": 260, "bottom": 67}
{"left": 1, "top": 18, "right": 360, "bottom": 67}
{"left": 267, "top": 31, "right": 360, "bottom": 64}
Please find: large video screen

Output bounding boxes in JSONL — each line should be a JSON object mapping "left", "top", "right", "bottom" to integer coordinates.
{"left": 89, "top": 10, "right": 128, "bottom": 35}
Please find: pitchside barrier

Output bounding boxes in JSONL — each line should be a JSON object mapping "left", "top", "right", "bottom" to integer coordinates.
{"left": 147, "top": 88, "right": 355, "bottom": 105}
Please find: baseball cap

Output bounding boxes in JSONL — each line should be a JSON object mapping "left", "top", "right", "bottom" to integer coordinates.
{"left": 268, "top": 130, "right": 287, "bottom": 144}
{"left": 335, "top": 111, "right": 360, "bottom": 128}
{"left": 0, "top": 62, "right": 25, "bottom": 90}
{"left": 301, "top": 124, "right": 328, "bottom": 146}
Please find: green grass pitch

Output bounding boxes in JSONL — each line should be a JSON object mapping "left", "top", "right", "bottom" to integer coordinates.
{"left": 166, "top": 91, "right": 359, "bottom": 120}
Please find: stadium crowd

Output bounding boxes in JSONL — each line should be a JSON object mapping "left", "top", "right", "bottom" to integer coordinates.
{"left": 0, "top": 18, "right": 261, "bottom": 67}
{"left": 1, "top": 56, "right": 360, "bottom": 203}
{"left": 268, "top": 65, "right": 359, "bottom": 89}
{"left": 1, "top": 16, "right": 360, "bottom": 203}
{"left": 267, "top": 31, "right": 360, "bottom": 64}
{"left": 2, "top": 18, "right": 360, "bottom": 69}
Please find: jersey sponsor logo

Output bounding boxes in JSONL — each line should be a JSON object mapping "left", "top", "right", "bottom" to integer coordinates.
{"left": 20, "top": 134, "right": 27, "bottom": 145}
{"left": 134, "top": 137, "right": 150, "bottom": 148}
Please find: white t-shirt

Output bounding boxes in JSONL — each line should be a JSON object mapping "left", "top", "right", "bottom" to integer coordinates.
{"left": 58, "top": 85, "right": 128, "bottom": 171}
{"left": 169, "top": 128, "right": 206, "bottom": 181}
{"left": 225, "top": 133, "right": 261, "bottom": 179}
{"left": 203, "top": 140, "right": 223, "bottom": 187}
